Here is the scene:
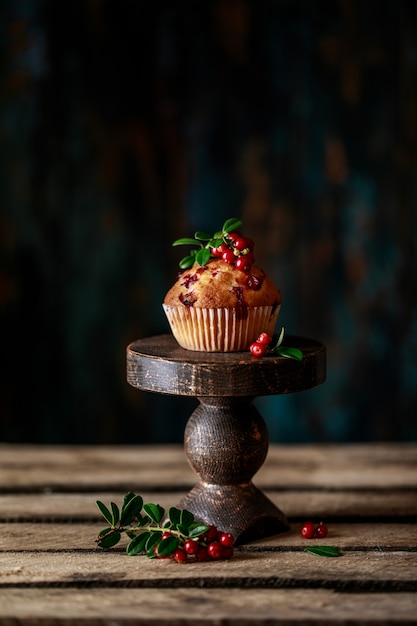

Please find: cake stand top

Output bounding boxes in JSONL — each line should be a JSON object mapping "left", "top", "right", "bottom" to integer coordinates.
{"left": 127, "top": 334, "right": 326, "bottom": 398}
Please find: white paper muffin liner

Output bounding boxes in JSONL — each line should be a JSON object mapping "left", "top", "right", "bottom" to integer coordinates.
{"left": 162, "top": 304, "right": 281, "bottom": 352}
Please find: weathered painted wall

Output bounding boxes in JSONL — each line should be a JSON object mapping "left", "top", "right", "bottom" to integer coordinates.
{"left": 1, "top": 0, "right": 416, "bottom": 443}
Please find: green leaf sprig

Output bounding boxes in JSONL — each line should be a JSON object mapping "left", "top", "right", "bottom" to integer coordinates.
{"left": 96, "top": 493, "right": 225, "bottom": 561}
{"left": 173, "top": 217, "right": 243, "bottom": 269}
{"left": 267, "top": 327, "right": 304, "bottom": 361}
{"left": 304, "top": 546, "right": 342, "bottom": 557}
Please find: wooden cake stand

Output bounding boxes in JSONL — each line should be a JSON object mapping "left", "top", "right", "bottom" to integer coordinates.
{"left": 127, "top": 334, "right": 326, "bottom": 544}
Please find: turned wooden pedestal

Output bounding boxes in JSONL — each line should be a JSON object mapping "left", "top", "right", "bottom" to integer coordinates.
{"left": 127, "top": 334, "right": 326, "bottom": 544}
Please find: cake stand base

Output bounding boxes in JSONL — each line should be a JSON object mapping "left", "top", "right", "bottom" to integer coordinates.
{"left": 127, "top": 334, "right": 326, "bottom": 544}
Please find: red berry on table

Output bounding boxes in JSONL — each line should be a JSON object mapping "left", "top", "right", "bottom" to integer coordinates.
{"left": 315, "top": 522, "right": 328, "bottom": 538}
{"left": 300, "top": 521, "right": 316, "bottom": 539}
{"left": 184, "top": 539, "right": 199, "bottom": 555}
{"left": 161, "top": 531, "right": 172, "bottom": 540}
{"left": 222, "top": 546, "right": 234, "bottom": 560}
{"left": 207, "top": 541, "right": 223, "bottom": 560}
{"left": 202, "top": 525, "right": 219, "bottom": 542}
{"left": 219, "top": 532, "right": 235, "bottom": 547}
{"left": 173, "top": 548, "right": 188, "bottom": 563}
{"left": 250, "top": 342, "right": 267, "bottom": 358}
{"left": 257, "top": 332, "right": 272, "bottom": 346}
{"left": 195, "top": 546, "right": 209, "bottom": 561}
{"left": 154, "top": 544, "right": 171, "bottom": 559}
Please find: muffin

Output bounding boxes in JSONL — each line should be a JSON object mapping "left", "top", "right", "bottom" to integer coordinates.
{"left": 163, "top": 218, "right": 281, "bottom": 352}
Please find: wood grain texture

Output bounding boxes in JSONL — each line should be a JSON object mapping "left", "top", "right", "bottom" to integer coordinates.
{"left": 1, "top": 490, "right": 416, "bottom": 523}
{"left": 1, "top": 444, "right": 415, "bottom": 490}
{"left": 1, "top": 443, "right": 416, "bottom": 625}
{"left": 1, "top": 551, "right": 416, "bottom": 587}
{"left": 126, "top": 334, "right": 326, "bottom": 396}
{"left": 2, "top": 523, "right": 416, "bottom": 551}
{"left": 1, "top": 588, "right": 416, "bottom": 625}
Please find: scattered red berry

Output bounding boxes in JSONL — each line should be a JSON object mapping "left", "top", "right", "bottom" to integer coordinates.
{"left": 195, "top": 546, "right": 209, "bottom": 561}
{"left": 207, "top": 541, "right": 223, "bottom": 560}
{"left": 161, "top": 531, "right": 173, "bottom": 540}
{"left": 97, "top": 494, "right": 236, "bottom": 564}
{"left": 300, "top": 521, "right": 329, "bottom": 539}
{"left": 202, "top": 525, "right": 219, "bottom": 542}
{"left": 184, "top": 539, "right": 199, "bottom": 555}
{"left": 154, "top": 544, "right": 171, "bottom": 559}
{"left": 219, "top": 532, "right": 235, "bottom": 547}
{"left": 222, "top": 546, "right": 234, "bottom": 560}
{"left": 315, "top": 523, "right": 328, "bottom": 538}
{"left": 250, "top": 342, "right": 267, "bottom": 358}
{"left": 173, "top": 548, "right": 188, "bottom": 563}
{"left": 300, "top": 521, "right": 316, "bottom": 539}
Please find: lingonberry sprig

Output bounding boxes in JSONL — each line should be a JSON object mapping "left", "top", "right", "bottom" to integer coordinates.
{"left": 249, "top": 327, "right": 303, "bottom": 361}
{"left": 96, "top": 492, "right": 235, "bottom": 563}
{"left": 172, "top": 217, "right": 255, "bottom": 271}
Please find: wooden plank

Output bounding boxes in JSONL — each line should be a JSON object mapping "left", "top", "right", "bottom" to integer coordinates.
{"left": 127, "top": 335, "right": 326, "bottom": 397}
{"left": 1, "top": 490, "right": 416, "bottom": 522}
{"left": 0, "top": 445, "right": 195, "bottom": 491}
{"left": 0, "top": 588, "right": 416, "bottom": 625}
{"left": 1, "top": 523, "right": 416, "bottom": 551}
{"left": 0, "top": 444, "right": 416, "bottom": 490}
{"left": 0, "top": 551, "right": 416, "bottom": 588}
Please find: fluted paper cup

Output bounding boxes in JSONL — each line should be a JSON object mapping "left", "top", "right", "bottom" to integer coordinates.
{"left": 162, "top": 304, "right": 280, "bottom": 352}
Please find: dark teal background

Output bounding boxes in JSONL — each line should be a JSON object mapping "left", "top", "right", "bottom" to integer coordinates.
{"left": 1, "top": 0, "right": 416, "bottom": 444}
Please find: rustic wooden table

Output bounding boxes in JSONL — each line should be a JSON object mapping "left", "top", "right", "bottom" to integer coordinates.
{"left": 1, "top": 442, "right": 416, "bottom": 624}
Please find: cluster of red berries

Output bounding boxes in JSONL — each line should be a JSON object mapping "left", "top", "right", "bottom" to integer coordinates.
{"left": 300, "top": 521, "right": 328, "bottom": 539}
{"left": 155, "top": 525, "right": 235, "bottom": 563}
{"left": 211, "top": 232, "right": 255, "bottom": 273}
{"left": 249, "top": 332, "right": 272, "bottom": 358}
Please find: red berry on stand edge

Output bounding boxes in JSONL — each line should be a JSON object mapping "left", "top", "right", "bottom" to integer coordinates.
{"left": 257, "top": 332, "right": 272, "bottom": 346}
{"left": 250, "top": 342, "right": 267, "bottom": 358}
{"left": 300, "top": 521, "right": 316, "bottom": 539}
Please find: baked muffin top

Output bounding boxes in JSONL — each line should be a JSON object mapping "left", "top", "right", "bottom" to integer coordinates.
{"left": 164, "top": 259, "right": 281, "bottom": 309}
